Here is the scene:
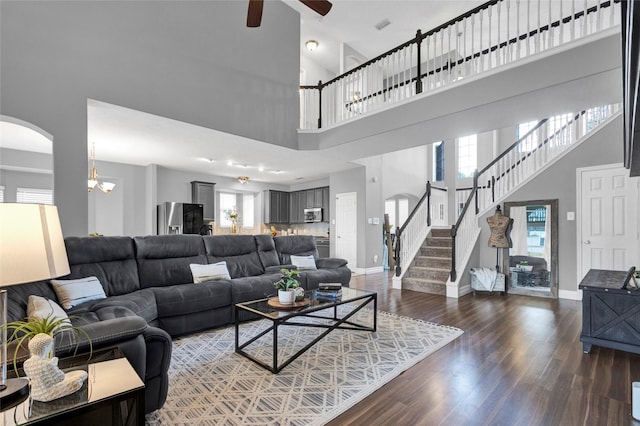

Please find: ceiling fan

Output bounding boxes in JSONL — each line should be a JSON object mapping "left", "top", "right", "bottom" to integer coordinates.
{"left": 247, "top": 0, "right": 333, "bottom": 28}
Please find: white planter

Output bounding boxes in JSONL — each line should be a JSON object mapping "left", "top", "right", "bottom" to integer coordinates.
{"left": 278, "top": 289, "right": 295, "bottom": 305}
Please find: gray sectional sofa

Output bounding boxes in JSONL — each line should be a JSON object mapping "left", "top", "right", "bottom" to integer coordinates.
{"left": 4, "top": 234, "right": 350, "bottom": 413}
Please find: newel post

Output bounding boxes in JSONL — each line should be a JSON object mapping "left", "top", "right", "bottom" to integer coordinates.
{"left": 415, "top": 30, "right": 423, "bottom": 94}
{"left": 450, "top": 225, "right": 457, "bottom": 282}
{"left": 426, "top": 181, "right": 432, "bottom": 226}
{"left": 317, "top": 80, "right": 323, "bottom": 129}
{"left": 394, "top": 226, "right": 402, "bottom": 276}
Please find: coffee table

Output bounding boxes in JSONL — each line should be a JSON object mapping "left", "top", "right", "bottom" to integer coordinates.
{"left": 235, "top": 287, "right": 377, "bottom": 373}
{"left": 3, "top": 347, "right": 145, "bottom": 426}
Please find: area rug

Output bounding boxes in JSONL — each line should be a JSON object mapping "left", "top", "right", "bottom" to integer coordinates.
{"left": 145, "top": 305, "right": 463, "bottom": 426}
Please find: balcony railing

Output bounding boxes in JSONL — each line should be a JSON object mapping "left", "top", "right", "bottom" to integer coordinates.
{"left": 300, "top": 0, "right": 621, "bottom": 130}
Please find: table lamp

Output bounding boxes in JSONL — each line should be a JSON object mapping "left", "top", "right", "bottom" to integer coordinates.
{"left": 0, "top": 203, "right": 70, "bottom": 410}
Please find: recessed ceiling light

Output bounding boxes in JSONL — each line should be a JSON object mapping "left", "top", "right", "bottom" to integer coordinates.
{"left": 305, "top": 40, "right": 319, "bottom": 51}
{"left": 258, "top": 166, "right": 264, "bottom": 172}
{"left": 270, "top": 170, "right": 284, "bottom": 174}
{"left": 227, "top": 160, "right": 233, "bottom": 166}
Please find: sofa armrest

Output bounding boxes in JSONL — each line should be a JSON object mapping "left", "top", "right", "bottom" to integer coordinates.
{"left": 316, "top": 257, "right": 348, "bottom": 269}
{"left": 58, "top": 315, "right": 148, "bottom": 355}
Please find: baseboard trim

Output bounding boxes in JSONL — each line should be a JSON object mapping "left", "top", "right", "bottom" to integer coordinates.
{"left": 351, "top": 267, "right": 384, "bottom": 275}
{"left": 558, "top": 289, "right": 582, "bottom": 300}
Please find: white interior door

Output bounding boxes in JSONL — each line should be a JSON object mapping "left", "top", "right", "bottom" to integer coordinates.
{"left": 335, "top": 192, "right": 357, "bottom": 269}
{"left": 579, "top": 164, "right": 639, "bottom": 280}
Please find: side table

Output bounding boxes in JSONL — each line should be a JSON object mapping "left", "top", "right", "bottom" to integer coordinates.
{"left": 2, "top": 347, "right": 145, "bottom": 426}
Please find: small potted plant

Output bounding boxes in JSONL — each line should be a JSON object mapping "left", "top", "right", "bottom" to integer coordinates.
{"left": 4, "top": 315, "right": 92, "bottom": 375}
{"left": 273, "top": 268, "right": 301, "bottom": 304}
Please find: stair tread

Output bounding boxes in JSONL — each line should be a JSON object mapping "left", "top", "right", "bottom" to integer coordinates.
{"left": 409, "top": 266, "right": 450, "bottom": 272}
{"left": 403, "top": 277, "right": 447, "bottom": 285}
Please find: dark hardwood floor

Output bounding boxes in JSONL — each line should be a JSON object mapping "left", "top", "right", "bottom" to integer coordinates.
{"left": 326, "top": 272, "right": 640, "bottom": 426}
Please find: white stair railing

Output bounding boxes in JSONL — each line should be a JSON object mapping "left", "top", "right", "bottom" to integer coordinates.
{"left": 300, "top": 0, "right": 621, "bottom": 130}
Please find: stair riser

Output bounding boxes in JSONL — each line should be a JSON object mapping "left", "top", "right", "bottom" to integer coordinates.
{"left": 425, "top": 237, "right": 452, "bottom": 248}
{"left": 413, "top": 257, "right": 452, "bottom": 269}
{"left": 430, "top": 229, "right": 450, "bottom": 238}
{"left": 419, "top": 247, "right": 452, "bottom": 257}
{"left": 406, "top": 269, "right": 450, "bottom": 281}
{"left": 403, "top": 278, "right": 446, "bottom": 295}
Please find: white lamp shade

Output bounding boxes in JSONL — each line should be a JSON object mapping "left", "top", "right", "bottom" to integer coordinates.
{"left": 0, "top": 204, "right": 70, "bottom": 286}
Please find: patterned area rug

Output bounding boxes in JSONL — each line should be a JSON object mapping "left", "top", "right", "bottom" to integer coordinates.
{"left": 146, "top": 306, "right": 463, "bottom": 426}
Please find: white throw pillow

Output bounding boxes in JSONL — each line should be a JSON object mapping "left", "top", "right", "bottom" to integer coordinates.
{"left": 50, "top": 276, "right": 107, "bottom": 310}
{"left": 27, "top": 295, "right": 71, "bottom": 329}
{"left": 190, "top": 262, "right": 231, "bottom": 283}
{"left": 290, "top": 255, "right": 317, "bottom": 270}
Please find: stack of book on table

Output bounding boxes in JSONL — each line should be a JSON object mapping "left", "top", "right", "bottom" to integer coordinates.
{"left": 316, "top": 283, "right": 342, "bottom": 299}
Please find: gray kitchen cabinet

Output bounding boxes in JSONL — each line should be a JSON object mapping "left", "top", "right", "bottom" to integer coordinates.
{"left": 191, "top": 181, "right": 216, "bottom": 221}
{"left": 265, "top": 190, "right": 289, "bottom": 224}
{"left": 289, "top": 191, "right": 301, "bottom": 224}
{"left": 322, "top": 187, "right": 330, "bottom": 222}
{"left": 313, "top": 188, "right": 323, "bottom": 208}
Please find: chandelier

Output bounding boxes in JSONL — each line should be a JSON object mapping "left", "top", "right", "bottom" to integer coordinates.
{"left": 87, "top": 142, "right": 115, "bottom": 193}
{"left": 237, "top": 176, "right": 250, "bottom": 184}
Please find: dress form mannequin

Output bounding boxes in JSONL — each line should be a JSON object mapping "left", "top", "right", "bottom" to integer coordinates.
{"left": 23, "top": 333, "right": 87, "bottom": 402}
{"left": 486, "top": 205, "right": 513, "bottom": 271}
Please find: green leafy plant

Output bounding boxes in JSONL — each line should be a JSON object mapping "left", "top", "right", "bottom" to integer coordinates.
{"left": 4, "top": 315, "right": 93, "bottom": 375}
{"left": 273, "top": 268, "right": 301, "bottom": 291}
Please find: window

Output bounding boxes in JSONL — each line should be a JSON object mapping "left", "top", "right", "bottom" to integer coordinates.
{"left": 0, "top": 186, "right": 4, "bottom": 203}
{"left": 457, "top": 134, "right": 477, "bottom": 179}
{"left": 219, "top": 191, "right": 256, "bottom": 229}
{"left": 242, "top": 193, "right": 254, "bottom": 228}
{"left": 433, "top": 142, "right": 444, "bottom": 181}
{"left": 384, "top": 200, "right": 396, "bottom": 232}
{"left": 385, "top": 198, "right": 409, "bottom": 233}
{"left": 517, "top": 120, "right": 539, "bottom": 152}
{"left": 219, "top": 192, "right": 236, "bottom": 227}
{"left": 16, "top": 187, "right": 53, "bottom": 204}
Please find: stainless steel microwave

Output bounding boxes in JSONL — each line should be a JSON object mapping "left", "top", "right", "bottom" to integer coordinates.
{"left": 304, "top": 208, "right": 322, "bottom": 222}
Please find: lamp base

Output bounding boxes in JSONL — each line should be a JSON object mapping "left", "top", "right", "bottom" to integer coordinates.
{"left": 0, "top": 377, "right": 29, "bottom": 412}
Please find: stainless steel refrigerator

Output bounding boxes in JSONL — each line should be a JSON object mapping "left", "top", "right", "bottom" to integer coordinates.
{"left": 157, "top": 202, "right": 204, "bottom": 235}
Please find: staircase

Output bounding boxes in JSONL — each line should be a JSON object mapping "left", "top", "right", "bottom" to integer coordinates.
{"left": 402, "top": 228, "right": 452, "bottom": 295}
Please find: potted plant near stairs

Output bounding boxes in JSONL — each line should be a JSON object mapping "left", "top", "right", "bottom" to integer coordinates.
{"left": 274, "top": 268, "right": 301, "bottom": 305}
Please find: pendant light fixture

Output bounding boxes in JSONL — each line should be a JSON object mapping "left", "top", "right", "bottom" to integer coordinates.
{"left": 87, "top": 142, "right": 115, "bottom": 193}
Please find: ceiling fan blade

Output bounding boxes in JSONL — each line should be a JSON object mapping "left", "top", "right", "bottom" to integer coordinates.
{"left": 247, "top": 0, "right": 264, "bottom": 27}
{"left": 299, "top": 0, "right": 333, "bottom": 16}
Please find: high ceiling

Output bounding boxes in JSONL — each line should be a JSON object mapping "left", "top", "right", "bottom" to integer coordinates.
{"left": 1, "top": 1, "right": 488, "bottom": 185}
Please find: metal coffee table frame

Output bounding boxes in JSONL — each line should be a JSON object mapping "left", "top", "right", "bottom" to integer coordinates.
{"left": 235, "top": 288, "right": 377, "bottom": 373}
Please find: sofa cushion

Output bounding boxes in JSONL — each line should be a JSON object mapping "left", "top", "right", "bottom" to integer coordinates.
{"left": 299, "top": 267, "right": 352, "bottom": 291}
{"left": 134, "top": 235, "right": 207, "bottom": 288}
{"left": 274, "top": 235, "right": 319, "bottom": 264}
{"left": 64, "top": 236, "right": 140, "bottom": 296}
{"left": 229, "top": 273, "right": 281, "bottom": 304}
{"left": 291, "top": 255, "right": 317, "bottom": 270}
{"left": 255, "top": 235, "right": 280, "bottom": 269}
{"left": 50, "top": 276, "right": 107, "bottom": 309}
{"left": 27, "top": 295, "right": 71, "bottom": 329}
{"left": 73, "top": 289, "right": 159, "bottom": 323}
{"left": 203, "top": 235, "right": 265, "bottom": 278}
{"left": 152, "top": 281, "right": 232, "bottom": 318}
{"left": 190, "top": 262, "right": 231, "bottom": 283}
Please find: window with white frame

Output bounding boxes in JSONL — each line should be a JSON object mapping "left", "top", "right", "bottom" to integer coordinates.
{"left": 219, "top": 191, "right": 256, "bottom": 229}
{"left": 385, "top": 198, "right": 410, "bottom": 233}
{"left": 433, "top": 141, "right": 444, "bottom": 182}
{"left": 517, "top": 120, "right": 539, "bottom": 152}
{"left": 242, "top": 193, "right": 254, "bottom": 228}
{"left": 457, "top": 134, "right": 477, "bottom": 179}
{"left": 0, "top": 186, "right": 4, "bottom": 203}
{"left": 16, "top": 187, "right": 53, "bottom": 204}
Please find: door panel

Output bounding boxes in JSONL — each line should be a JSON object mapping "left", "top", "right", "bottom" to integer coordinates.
{"left": 335, "top": 192, "right": 357, "bottom": 269}
{"left": 580, "top": 165, "right": 639, "bottom": 281}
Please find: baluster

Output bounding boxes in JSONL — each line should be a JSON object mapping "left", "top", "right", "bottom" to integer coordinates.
{"left": 497, "top": 2, "right": 502, "bottom": 66}
{"left": 516, "top": 0, "right": 521, "bottom": 60}
{"left": 488, "top": 6, "right": 492, "bottom": 69}
{"left": 526, "top": 0, "right": 530, "bottom": 57}
{"left": 571, "top": 0, "right": 576, "bottom": 41}
{"left": 610, "top": 0, "right": 615, "bottom": 27}
{"left": 425, "top": 34, "right": 430, "bottom": 91}
{"left": 583, "top": 0, "right": 588, "bottom": 36}
{"left": 479, "top": 9, "right": 484, "bottom": 73}
{"left": 537, "top": 0, "right": 541, "bottom": 53}
{"left": 559, "top": 0, "right": 564, "bottom": 45}
{"left": 471, "top": 15, "right": 476, "bottom": 75}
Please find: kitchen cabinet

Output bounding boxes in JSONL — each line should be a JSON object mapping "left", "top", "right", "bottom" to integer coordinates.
{"left": 313, "top": 188, "right": 323, "bottom": 208}
{"left": 305, "top": 190, "right": 315, "bottom": 209}
{"left": 264, "top": 190, "right": 290, "bottom": 224}
{"left": 289, "top": 191, "right": 302, "bottom": 224}
{"left": 322, "top": 187, "right": 330, "bottom": 222}
{"left": 191, "top": 181, "right": 216, "bottom": 221}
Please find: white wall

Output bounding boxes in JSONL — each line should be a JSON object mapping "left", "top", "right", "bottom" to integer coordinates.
{"left": 300, "top": 56, "right": 335, "bottom": 87}
{"left": 1, "top": 0, "right": 300, "bottom": 236}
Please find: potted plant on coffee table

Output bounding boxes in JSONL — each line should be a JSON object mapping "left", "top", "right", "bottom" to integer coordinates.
{"left": 274, "top": 268, "right": 301, "bottom": 304}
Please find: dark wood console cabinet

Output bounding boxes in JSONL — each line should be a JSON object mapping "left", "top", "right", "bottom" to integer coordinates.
{"left": 579, "top": 269, "right": 640, "bottom": 355}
